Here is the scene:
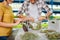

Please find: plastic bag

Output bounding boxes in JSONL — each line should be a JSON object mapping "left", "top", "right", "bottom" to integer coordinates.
{"left": 15, "top": 29, "right": 48, "bottom": 40}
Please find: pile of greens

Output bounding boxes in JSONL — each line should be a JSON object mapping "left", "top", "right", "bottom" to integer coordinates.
{"left": 21, "top": 32, "right": 39, "bottom": 40}
{"left": 40, "top": 30, "right": 55, "bottom": 33}
{"left": 46, "top": 32, "right": 60, "bottom": 40}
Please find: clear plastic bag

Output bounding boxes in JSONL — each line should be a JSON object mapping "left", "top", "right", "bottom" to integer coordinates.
{"left": 15, "top": 29, "right": 48, "bottom": 40}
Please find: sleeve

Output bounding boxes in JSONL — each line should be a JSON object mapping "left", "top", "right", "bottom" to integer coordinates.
{"left": 16, "top": 3, "right": 24, "bottom": 16}
{"left": 17, "top": 1, "right": 29, "bottom": 16}
{"left": 42, "top": 0, "right": 53, "bottom": 13}
{"left": 18, "top": 1, "right": 28, "bottom": 14}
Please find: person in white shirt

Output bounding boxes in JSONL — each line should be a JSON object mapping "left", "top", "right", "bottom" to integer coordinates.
{"left": 15, "top": 0, "right": 53, "bottom": 40}
{"left": 18, "top": 0, "right": 52, "bottom": 22}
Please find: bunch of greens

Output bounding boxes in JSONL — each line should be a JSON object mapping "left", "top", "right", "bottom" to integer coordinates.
{"left": 21, "top": 32, "right": 39, "bottom": 40}
{"left": 40, "top": 30, "right": 55, "bottom": 33}
{"left": 46, "top": 32, "right": 60, "bottom": 40}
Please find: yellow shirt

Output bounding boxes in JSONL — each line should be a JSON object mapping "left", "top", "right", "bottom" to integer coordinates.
{"left": 0, "top": 3, "right": 14, "bottom": 36}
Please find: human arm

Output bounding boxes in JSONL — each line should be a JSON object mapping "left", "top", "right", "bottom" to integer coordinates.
{"left": 42, "top": 0, "right": 52, "bottom": 18}
{"left": 39, "top": 0, "right": 52, "bottom": 21}
{"left": 0, "top": 8, "right": 22, "bottom": 27}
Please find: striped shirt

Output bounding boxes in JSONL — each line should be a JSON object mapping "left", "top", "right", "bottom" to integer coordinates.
{"left": 18, "top": 0, "right": 52, "bottom": 22}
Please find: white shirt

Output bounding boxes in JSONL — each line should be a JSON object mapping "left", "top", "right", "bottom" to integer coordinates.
{"left": 28, "top": 3, "right": 40, "bottom": 22}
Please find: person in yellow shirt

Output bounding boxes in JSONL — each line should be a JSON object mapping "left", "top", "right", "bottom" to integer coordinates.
{"left": 0, "top": 0, "right": 23, "bottom": 40}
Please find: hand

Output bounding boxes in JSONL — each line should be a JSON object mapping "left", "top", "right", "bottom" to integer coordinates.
{"left": 15, "top": 18, "right": 23, "bottom": 25}
{"left": 38, "top": 16, "right": 46, "bottom": 21}
{"left": 18, "top": 14, "right": 26, "bottom": 18}
{"left": 20, "top": 17, "right": 28, "bottom": 21}
{"left": 28, "top": 17, "right": 34, "bottom": 22}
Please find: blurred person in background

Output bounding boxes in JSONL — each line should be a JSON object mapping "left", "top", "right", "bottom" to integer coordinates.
{"left": 0, "top": 0, "right": 23, "bottom": 40}
{"left": 18, "top": 0, "right": 52, "bottom": 22}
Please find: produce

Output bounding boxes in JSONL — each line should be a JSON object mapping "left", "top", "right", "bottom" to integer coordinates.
{"left": 54, "top": 16, "right": 60, "bottom": 20}
{"left": 40, "top": 30, "right": 55, "bottom": 33}
{"left": 40, "top": 30, "right": 48, "bottom": 33}
{"left": 21, "top": 32, "right": 39, "bottom": 40}
{"left": 28, "top": 22, "right": 41, "bottom": 30}
{"left": 46, "top": 32, "right": 60, "bottom": 40}
{"left": 28, "top": 23, "right": 33, "bottom": 29}
{"left": 13, "top": 24, "right": 23, "bottom": 28}
{"left": 41, "top": 23, "right": 48, "bottom": 28}
{"left": 36, "top": 22, "right": 41, "bottom": 30}
{"left": 14, "top": 16, "right": 18, "bottom": 18}
{"left": 49, "top": 16, "right": 55, "bottom": 20}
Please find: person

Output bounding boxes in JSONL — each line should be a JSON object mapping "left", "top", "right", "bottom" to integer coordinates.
{"left": 0, "top": 0, "right": 23, "bottom": 40}
{"left": 15, "top": 0, "right": 53, "bottom": 40}
{"left": 18, "top": 0, "right": 52, "bottom": 22}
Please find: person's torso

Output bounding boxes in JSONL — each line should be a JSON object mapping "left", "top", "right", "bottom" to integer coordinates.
{"left": 0, "top": 3, "right": 14, "bottom": 36}
{"left": 28, "top": 3, "right": 41, "bottom": 22}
